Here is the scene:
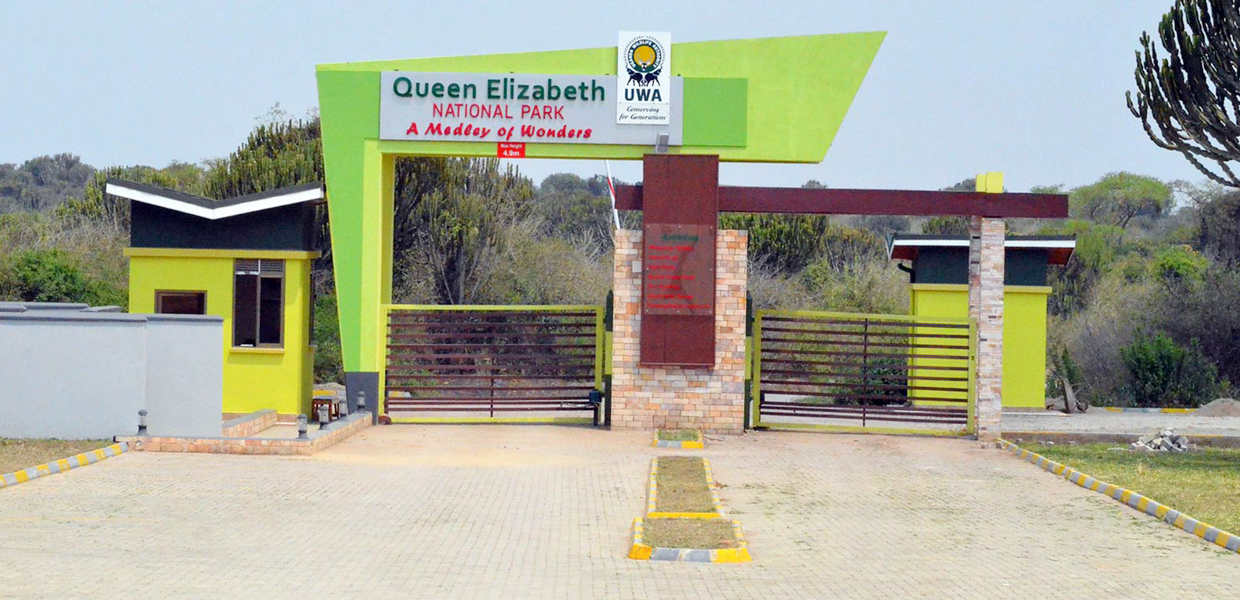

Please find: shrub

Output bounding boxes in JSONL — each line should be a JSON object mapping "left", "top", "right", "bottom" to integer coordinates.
{"left": 1050, "top": 273, "right": 1158, "bottom": 405}
{"left": 802, "top": 254, "right": 907, "bottom": 314}
{"left": 6, "top": 249, "right": 93, "bottom": 303}
{"left": 312, "top": 289, "right": 344, "bottom": 384}
{"left": 1120, "top": 331, "right": 1224, "bottom": 408}
{"left": 1149, "top": 270, "right": 1240, "bottom": 388}
{"left": 1148, "top": 245, "right": 1206, "bottom": 282}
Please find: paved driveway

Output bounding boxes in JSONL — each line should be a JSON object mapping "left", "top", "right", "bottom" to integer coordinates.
{"left": 1, "top": 426, "right": 1236, "bottom": 599}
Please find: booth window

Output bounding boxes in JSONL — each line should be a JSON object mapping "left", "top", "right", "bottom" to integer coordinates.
{"left": 233, "top": 259, "right": 284, "bottom": 348}
{"left": 155, "top": 291, "right": 206, "bottom": 315}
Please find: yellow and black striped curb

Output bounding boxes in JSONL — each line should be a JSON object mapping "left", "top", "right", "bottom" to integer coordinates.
{"left": 997, "top": 439, "right": 1240, "bottom": 554}
{"left": 645, "top": 456, "right": 725, "bottom": 518}
{"left": 0, "top": 442, "right": 129, "bottom": 490}
{"left": 628, "top": 517, "right": 751, "bottom": 562}
{"left": 652, "top": 430, "right": 705, "bottom": 449}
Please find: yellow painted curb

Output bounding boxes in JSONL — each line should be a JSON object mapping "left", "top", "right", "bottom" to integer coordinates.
{"left": 628, "top": 518, "right": 751, "bottom": 563}
{"left": 0, "top": 442, "right": 129, "bottom": 490}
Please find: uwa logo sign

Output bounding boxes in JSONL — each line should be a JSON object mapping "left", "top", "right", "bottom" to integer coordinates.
{"left": 617, "top": 31, "right": 671, "bottom": 125}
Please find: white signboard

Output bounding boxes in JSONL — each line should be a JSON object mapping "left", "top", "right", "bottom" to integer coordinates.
{"left": 617, "top": 31, "right": 672, "bottom": 125}
{"left": 379, "top": 72, "right": 682, "bottom": 147}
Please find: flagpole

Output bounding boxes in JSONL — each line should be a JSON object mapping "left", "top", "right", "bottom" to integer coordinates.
{"left": 605, "top": 160, "right": 622, "bottom": 230}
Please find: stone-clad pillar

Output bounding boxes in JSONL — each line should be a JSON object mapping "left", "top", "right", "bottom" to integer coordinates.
{"left": 970, "top": 172, "right": 1005, "bottom": 442}
{"left": 610, "top": 229, "right": 748, "bottom": 433}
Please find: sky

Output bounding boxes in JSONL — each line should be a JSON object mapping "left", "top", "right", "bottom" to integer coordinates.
{"left": 0, "top": 1, "right": 1205, "bottom": 193}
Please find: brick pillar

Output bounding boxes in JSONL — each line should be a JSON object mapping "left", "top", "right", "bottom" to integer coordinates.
{"left": 972, "top": 218, "right": 1005, "bottom": 441}
{"left": 969, "top": 172, "right": 1005, "bottom": 442}
{"left": 610, "top": 229, "right": 748, "bottom": 433}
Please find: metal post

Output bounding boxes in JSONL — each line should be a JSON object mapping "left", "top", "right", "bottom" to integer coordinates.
{"left": 743, "top": 380, "right": 751, "bottom": 430}
{"left": 861, "top": 319, "right": 869, "bottom": 428}
{"left": 297, "top": 414, "right": 309, "bottom": 440}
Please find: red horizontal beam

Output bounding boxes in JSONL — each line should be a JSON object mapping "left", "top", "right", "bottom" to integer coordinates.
{"left": 613, "top": 185, "right": 1069, "bottom": 218}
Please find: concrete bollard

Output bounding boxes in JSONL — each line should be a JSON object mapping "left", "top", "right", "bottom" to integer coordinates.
{"left": 338, "top": 397, "right": 349, "bottom": 418}
{"left": 357, "top": 391, "right": 367, "bottom": 412}
{"left": 297, "top": 414, "right": 309, "bottom": 440}
{"left": 317, "top": 404, "right": 330, "bottom": 430}
{"left": 137, "top": 409, "right": 148, "bottom": 436}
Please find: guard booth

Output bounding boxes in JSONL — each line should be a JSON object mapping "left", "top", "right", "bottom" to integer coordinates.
{"left": 888, "top": 234, "right": 1076, "bottom": 409}
{"left": 110, "top": 180, "right": 323, "bottom": 419}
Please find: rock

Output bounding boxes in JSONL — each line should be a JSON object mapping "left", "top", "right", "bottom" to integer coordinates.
{"left": 1131, "top": 428, "right": 1190, "bottom": 452}
{"left": 1196, "top": 398, "right": 1240, "bottom": 417}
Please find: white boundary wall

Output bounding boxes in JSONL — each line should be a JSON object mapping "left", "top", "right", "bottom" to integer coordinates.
{"left": 0, "top": 303, "right": 222, "bottom": 439}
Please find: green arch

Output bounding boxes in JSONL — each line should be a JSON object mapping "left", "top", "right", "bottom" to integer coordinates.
{"left": 315, "top": 32, "right": 885, "bottom": 373}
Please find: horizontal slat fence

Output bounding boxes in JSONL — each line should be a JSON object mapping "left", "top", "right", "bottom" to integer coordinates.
{"left": 755, "top": 311, "right": 975, "bottom": 433}
{"left": 382, "top": 305, "right": 605, "bottom": 423}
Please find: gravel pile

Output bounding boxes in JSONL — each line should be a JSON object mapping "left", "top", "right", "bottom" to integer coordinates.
{"left": 1196, "top": 398, "right": 1240, "bottom": 417}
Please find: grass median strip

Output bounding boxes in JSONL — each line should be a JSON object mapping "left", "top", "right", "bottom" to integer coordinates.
{"left": 642, "top": 517, "right": 738, "bottom": 549}
{"left": 655, "top": 456, "right": 716, "bottom": 514}
{"left": 657, "top": 429, "right": 699, "bottom": 442}
{"left": 1025, "top": 442, "right": 1240, "bottom": 534}
{"left": 653, "top": 429, "right": 705, "bottom": 449}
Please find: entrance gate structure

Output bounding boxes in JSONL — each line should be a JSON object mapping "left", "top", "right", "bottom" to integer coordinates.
{"left": 315, "top": 32, "right": 1070, "bottom": 438}
{"left": 752, "top": 310, "right": 976, "bottom": 436}
{"left": 381, "top": 305, "right": 606, "bottom": 424}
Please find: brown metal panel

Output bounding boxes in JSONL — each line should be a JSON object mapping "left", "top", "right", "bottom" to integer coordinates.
{"left": 639, "top": 154, "right": 719, "bottom": 367}
{"left": 642, "top": 223, "right": 716, "bottom": 317}
{"left": 640, "top": 155, "right": 719, "bottom": 224}
{"left": 613, "top": 184, "right": 1069, "bottom": 218}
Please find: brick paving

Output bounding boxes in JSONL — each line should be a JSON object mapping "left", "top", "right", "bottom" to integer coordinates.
{"left": 1, "top": 426, "right": 1236, "bottom": 599}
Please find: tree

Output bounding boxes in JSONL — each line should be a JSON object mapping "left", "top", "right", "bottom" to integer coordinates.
{"left": 718, "top": 213, "right": 832, "bottom": 272}
{"left": 1127, "top": 0, "right": 1240, "bottom": 187}
{"left": 401, "top": 158, "right": 534, "bottom": 304}
{"left": 529, "top": 173, "right": 613, "bottom": 245}
{"left": 920, "top": 177, "right": 976, "bottom": 235}
{"left": 0, "top": 154, "right": 94, "bottom": 214}
{"left": 57, "top": 163, "right": 203, "bottom": 232}
{"left": 1069, "top": 172, "right": 1171, "bottom": 228}
{"left": 1195, "top": 188, "right": 1240, "bottom": 265}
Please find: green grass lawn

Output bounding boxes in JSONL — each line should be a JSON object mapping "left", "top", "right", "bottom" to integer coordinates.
{"left": 0, "top": 438, "right": 113, "bottom": 475}
{"left": 1026, "top": 443, "right": 1240, "bottom": 534}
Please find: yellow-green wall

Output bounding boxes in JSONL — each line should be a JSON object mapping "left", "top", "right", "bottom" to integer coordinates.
{"left": 126, "top": 249, "right": 315, "bottom": 417}
{"left": 909, "top": 284, "right": 1050, "bottom": 409}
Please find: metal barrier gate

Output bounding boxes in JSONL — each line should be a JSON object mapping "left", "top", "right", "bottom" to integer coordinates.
{"left": 752, "top": 310, "right": 975, "bottom": 436}
{"left": 381, "top": 305, "right": 606, "bottom": 424}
